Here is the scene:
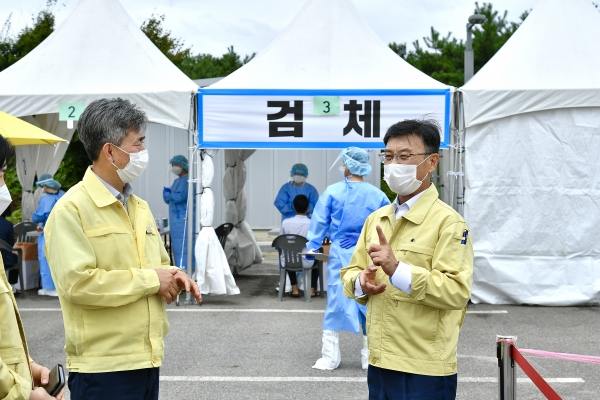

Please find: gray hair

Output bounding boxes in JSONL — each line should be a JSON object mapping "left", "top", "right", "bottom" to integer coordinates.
{"left": 78, "top": 98, "right": 148, "bottom": 161}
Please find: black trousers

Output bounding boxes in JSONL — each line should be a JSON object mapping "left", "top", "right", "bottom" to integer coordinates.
{"left": 287, "top": 268, "right": 319, "bottom": 289}
{"left": 68, "top": 367, "right": 159, "bottom": 400}
{"left": 368, "top": 365, "right": 457, "bottom": 400}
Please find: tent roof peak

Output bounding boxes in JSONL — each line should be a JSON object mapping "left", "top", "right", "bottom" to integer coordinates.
{"left": 210, "top": 0, "right": 449, "bottom": 90}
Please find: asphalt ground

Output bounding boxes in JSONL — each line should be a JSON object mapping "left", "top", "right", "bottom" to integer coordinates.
{"left": 14, "top": 253, "right": 600, "bottom": 399}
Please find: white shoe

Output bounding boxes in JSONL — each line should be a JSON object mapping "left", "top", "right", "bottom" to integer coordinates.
{"left": 38, "top": 289, "right": 58, "bottom": 297}
{"left": 312, "top": 330, "right": 341, "bottom": 370}
{"left": 361, "top": 335, "right": 369, "bottom": 371}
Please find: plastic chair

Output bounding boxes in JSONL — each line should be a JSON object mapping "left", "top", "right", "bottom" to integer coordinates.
{"left": 14, "top": 221, "right": 38, "bottom": 243}
{"left": 0, "top": 239, "right": 24, "bottom": 297}
{"left": 215, "top": 223, "right": 234, "bottom": 249}
{"left": 272, "top": 234, "right": 324, "bottom": 303}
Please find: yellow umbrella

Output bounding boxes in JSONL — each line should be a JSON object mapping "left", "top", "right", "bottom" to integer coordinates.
{"left": 0, "top": 111, "right": 67, "bottom": 146}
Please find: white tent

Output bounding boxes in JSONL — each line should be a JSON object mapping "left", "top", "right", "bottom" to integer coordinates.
{"left": 196, "top": 0, "right": 454, "bottom": 280}
{"left": 462, "top": 0, "right": 600, "bottom": 305}
{"left": 0, "top": 0, "right": 198, "bottom": 221}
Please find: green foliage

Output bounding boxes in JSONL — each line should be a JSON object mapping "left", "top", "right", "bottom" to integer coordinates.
{"left": 0, "top": 1, "right": 56, "bottom": 71}
{"left": 140, "top": 14, "right": 254, "bottom": 80}
{"left": 404, "top": 29, "right": 466, "bottom": 87}
{"left": 472, "top": 2, "right": 528, "bottom": 73}
{"left": 179, "top": 46, "right": 255, "bottom": 79}
{"left": 6, "top": 208, "right": 21, "bottom": 225}
{"left": 141, "top": 14, "right": 190, "bottom": 66}
{"left": 389, "top": 2, "right": 528, "bottom": 87}
{"left": 4, "top": 154, "right": 21, "bottom": 216}
{"left": 53, "top": 132, "right": 90, "bottom": 191}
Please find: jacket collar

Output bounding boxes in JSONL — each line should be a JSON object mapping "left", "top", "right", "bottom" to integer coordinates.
{"left": 82, "top": 167, "right": 122, "bottom": 208}
{"left": 382, "top": 184, "right": 439, "bottom": 225}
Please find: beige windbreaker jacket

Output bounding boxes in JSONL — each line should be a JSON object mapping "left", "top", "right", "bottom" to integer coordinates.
{"left": 0, "top": 264, "right": 33, "bottom": 399}
{"left": 341, "top": 184, "right": 474, "bottom": 376}
{"left": 45, "top": 168, "right": 174, "bottom": 373}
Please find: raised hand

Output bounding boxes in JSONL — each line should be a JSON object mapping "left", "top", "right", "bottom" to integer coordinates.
{"left": 367, "top": 226, "right": 398, "bottom": 277}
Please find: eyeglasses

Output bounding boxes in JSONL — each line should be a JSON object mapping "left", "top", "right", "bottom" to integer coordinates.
{"left": 378, "top": 152, "right": 432, "bottom": 164}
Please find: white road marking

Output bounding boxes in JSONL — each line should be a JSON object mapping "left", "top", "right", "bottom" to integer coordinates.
{"left": 466, "top": 310, "right": 508, "bottom": 314}
{"left": 18, "top": 308, "right": 508, "bottom": 314}
{"left": 160, "top": 376, "right": 584, "bottom": 383}
{"left": 460, "top": 377, "right": 584, "bottom": 383}
{"left": 161, "top": 376, "right": 367, "bottom": 382}
{"left": 457, "top": 355, "right": 498, "bottom": 362}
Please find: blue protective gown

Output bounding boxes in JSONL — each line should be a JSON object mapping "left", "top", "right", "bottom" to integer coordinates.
{"left": 274, "top": 181, "right": 319, "bottom": 221}
{"left": 163, "top": 175, "right": 194, "bottom": 269}
{"left": 307, "top": 179, "right": 390, "bottom": 334}
{"left": 32, "top": 190, "right": 65, "bottom": 290}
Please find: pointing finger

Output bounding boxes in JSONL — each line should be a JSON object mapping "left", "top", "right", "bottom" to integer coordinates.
{"left": 376, "top": 225, "right": 388, "bottom": 246}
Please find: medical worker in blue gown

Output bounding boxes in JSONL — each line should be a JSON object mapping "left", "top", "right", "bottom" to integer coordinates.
{"left": 32, "top": 177, "right": 65, "bottom": 296}
{"left": 307, "top": 147, "right": 390, "bottom": 371}
{"left": 163, "top": 155, "right": 192, "bottom": 269}
{"left": 274, "top": 163, "right": 319, "bottom": 221}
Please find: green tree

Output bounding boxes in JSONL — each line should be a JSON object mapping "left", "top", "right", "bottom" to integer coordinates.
{"left": 179, "top": 46, "right": 255, "bottom": 79}
{"left": 390, "top": 2, "right": 528, "bottom": 87}
{"left": 0, "top": 0, "right": 56, "bottom": 71}
{"left": 52, "top": 132, "right": 89, "bottom": 191}
{"left": 141, "top": 13, "right": 190, "bottom": 66}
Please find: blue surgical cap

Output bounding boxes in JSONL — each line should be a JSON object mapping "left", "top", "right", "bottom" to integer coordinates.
{"left": 341, "top": 147, "right": 371, "bottom": 176}
{"left": 37, "top": 174, "right": 52, "bottom": 182}
{"left": 170, "top": 155, "right": 188, "bottom": 172}
{"left": 290, "top": 163, "right": 308, "bottom": 177}
{"left": 35, "top": 178, "right": 62, "bottom": 190}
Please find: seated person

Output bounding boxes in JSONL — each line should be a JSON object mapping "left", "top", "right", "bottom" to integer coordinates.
{"left": 0, "top": 205, "right": 17, "bottom": 283}
{"left": 279, "top": 194, "right": 319, "bottom": 298}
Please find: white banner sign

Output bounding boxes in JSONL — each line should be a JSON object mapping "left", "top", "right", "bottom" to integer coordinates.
{"left": 199, "top": 89, "right": 451, "bottom": 149}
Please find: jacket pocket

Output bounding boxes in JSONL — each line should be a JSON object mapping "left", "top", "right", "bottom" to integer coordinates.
{"left": 394, "top": 242, "right": 434, "bottom": 271}
{"left": 84, "top": 226, "right": 135, "bottom": 270}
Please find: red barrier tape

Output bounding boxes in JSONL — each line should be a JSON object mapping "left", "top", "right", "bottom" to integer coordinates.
{"left": 511, "top": 346, "right": 562, "bottom": 400}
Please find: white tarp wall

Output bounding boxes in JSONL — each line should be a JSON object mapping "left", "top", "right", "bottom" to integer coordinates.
{"left": 18, "top": 115, "right": 74, "bottom": 221}
{"left": 196, "top": 149, "right": 240, "bottom": 294}
{"left": 463, "top": 0, "right": 600, "bottom": 305}
{"left": 465, "top": 109, "right": 600, "bottom": 305}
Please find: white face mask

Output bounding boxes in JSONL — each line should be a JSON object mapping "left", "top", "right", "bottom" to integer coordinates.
{"left": 0, "top": 185, "right": 12, "bottom": 215}
{"left": 171, "top": 166, "right": 182, "bottom": 176}
{"left": 293, "top": 175, "right": 306, "bottom": 184}
{"left": 111, "top": 145, "right": 149, "bottom": 184}
{"left": 383, "top": 155, "right": 432, "bottom": 196}
{"left": 339, "top": 166, "right": 347, "bottom": 177}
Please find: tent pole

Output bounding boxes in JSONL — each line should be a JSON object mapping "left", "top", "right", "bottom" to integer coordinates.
{"left": 457, "top": 91, "right": 465, "bottom": 216}
{"left": 185, "top": 93, "right": 197, "bottom": 304}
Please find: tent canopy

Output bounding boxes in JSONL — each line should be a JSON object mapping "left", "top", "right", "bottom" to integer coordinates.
{"left": 462, "top": 0, "right": 600, "bottom": 305}
{"left": 201, "top": 0, "right": 452, "bottom": 149}
{"left": 0, "top": 0, "right": 198, "bottom": 129}
{"left": 462, "top": 0, "right": 600, "bottom": 127}
{"left": 211, "top": 0, "right": 447, "bottom": 90}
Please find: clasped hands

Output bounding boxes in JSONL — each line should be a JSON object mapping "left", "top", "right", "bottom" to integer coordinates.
{"left": 359, "top": 226, "right": 398, "bottom": 296}
{"left": 155, "top": 268, "right": 202, "bottom": 305}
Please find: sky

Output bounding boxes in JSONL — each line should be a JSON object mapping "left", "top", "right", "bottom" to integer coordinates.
{"left": 0, "top": 0, "right": 540, "bottom": 57}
